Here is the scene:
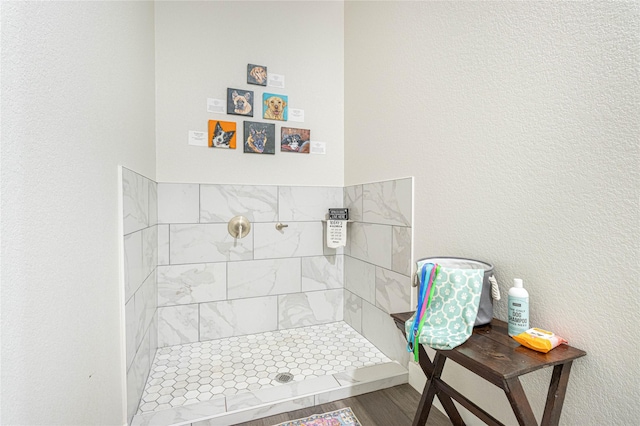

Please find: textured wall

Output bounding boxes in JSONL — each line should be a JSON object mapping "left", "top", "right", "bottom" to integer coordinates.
{"left": 3, "top": 1, "right": 638, "bottom": 424}
{"left": 1, "top": 2, "right": 156, "bottom": 424}
{"left": 345, "top": 2, "right": 639, "bottom": 425}
{"left": 154, "top": 1, "right": 344, "bottom": 186}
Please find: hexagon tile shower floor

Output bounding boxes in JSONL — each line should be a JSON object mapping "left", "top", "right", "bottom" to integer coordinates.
{"left": 132, "top": 321, "right": 408, "bottom": 425}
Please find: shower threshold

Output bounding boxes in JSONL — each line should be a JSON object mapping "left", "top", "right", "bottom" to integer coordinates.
{"left": 131, "top": 321, "right": 408, "bottom": 426}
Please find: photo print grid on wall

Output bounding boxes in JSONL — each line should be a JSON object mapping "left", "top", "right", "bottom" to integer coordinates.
{"left": 200, "top": 63, "right": 312, "bottom": 156}
{"left": 244, "top": 121, "right": 275, "bottom": 155}
{"left": 227, "top": 88, "right": 254, "bottom": 117}
{"left": 208, "top": 120, "right": 236, "bottom": 149}
{"left": 281, "top": 127, "right": 310, "bottom": 154}
{"left": 263, "top": 93, "right": 288, "bottom": 121}
{"left": 247, "top": 64, "right": 267, "bottom": 86}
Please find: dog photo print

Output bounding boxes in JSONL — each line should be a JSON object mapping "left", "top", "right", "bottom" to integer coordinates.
{"left": 281, "top": 127, "right": 310, "bottom": 153}
{"left": 243, "top": 121, "right": 275, "bottom": 155}
{"left": 227, "top": 88, "right": 254, "bottom": 117}
{"left": 263, "top": 93, "right": 288, "bottom": 121}
{"left": 247, "top": 64, "right": 267, "bottom": 86}
{"left": 208, "top": 120, "right": 236, "bottom": 149}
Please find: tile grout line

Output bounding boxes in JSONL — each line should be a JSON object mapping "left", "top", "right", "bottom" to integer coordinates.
{"left": 131, "top": 180, "right": 411, "bottom": 419}
{"left": 135, "top": 321, "right": 393, "bottom": 417}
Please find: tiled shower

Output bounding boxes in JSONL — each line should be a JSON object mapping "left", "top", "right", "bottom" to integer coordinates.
{"left": 122, "top": 167, "right": 413, "bottom": 425}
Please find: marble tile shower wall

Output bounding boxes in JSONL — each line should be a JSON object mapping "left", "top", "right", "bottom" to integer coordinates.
{"left": 122, "top": 167, "right": 159, "bottom": 423}
{"left": 343, "top": 178, "right": 413, "bottom": 365}
{"left": 156, "top": 184, "right": 345, "bottom": 348}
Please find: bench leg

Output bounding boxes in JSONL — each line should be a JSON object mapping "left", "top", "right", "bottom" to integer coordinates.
{"left": 417, "top": 344, "right": 435, "bottom": 376}
{"left": 504, "top": 377, "right": 538, "bottom": 426}
{"left": 413, "top": 352, "right": 466, "bottom": 426}
{"left": 541, "top": 362, "right": 573, "bottom": 426}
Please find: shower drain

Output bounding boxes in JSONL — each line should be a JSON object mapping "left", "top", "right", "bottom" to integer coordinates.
{"left": 274, "top": 372, "right": 294, "bottom": 383}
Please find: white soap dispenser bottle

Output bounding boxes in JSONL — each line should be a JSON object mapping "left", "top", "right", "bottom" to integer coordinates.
{"left": 508, "top": 278, "right": 529, "bottom": 336}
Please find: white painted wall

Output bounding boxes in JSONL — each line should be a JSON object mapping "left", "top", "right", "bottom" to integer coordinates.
{"left": 155, "top": 1, "right": 344, "bottom": 186}
{"left": 345, "top": 2, "right": 639, "bottom": 425}
{"left": 1, "top": 2, "right": 156, "bottom": 424}
{"left": 3, "top": 1, "right": 638, "bottom": 424}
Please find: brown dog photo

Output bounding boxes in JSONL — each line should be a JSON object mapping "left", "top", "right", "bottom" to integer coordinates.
{"left": 247, "top": 64, "right": 267, "bottom": 86}
{"left": 227, "top": 88, "right": 253, "bottom": 117}
{"left": 262, "top": 93, "right": 288, "bottom": 121}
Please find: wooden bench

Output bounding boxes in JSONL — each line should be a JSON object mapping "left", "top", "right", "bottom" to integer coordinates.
{"left": 391, "top": 312, "right": 586, "bottom": 426}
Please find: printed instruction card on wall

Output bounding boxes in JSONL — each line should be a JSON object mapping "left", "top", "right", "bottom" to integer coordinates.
{"left": 310, "top": 141, "right": 326, "bottom": 155}
{"left": 188, "top": 130, "right": 208, "bottom": 147}
{"left": 288, "top": 108, "right": 304, "bottom": 122}
{"left": 207, "top": 98, "right": 226, "bottom": 114}
{"left": 326, "top": 220, "right": 347, "bottom": 248}
{"left": 267, "top": 73, "right": 285, "bottom": 88}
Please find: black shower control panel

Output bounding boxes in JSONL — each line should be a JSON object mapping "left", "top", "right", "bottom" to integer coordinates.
{"left": 328, "top": 208, "right": 349, "bottom": 220}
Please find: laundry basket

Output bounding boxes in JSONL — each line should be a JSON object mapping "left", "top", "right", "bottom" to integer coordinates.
{"left": 416, "top": 257, "right": 495, "bottom": 326}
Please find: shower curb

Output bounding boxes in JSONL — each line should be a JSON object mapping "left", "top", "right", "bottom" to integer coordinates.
{"left": 131, "top": 361, "right": 408, "bottom": 426}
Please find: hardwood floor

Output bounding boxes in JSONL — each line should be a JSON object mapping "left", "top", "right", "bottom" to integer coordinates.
{"left": 233, "top": 384, "right": 452, "bottom": 426}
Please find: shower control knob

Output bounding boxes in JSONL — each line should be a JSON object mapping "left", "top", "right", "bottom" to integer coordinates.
{"left": 228, "top": 216, "right": 251, "bottom": 239}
